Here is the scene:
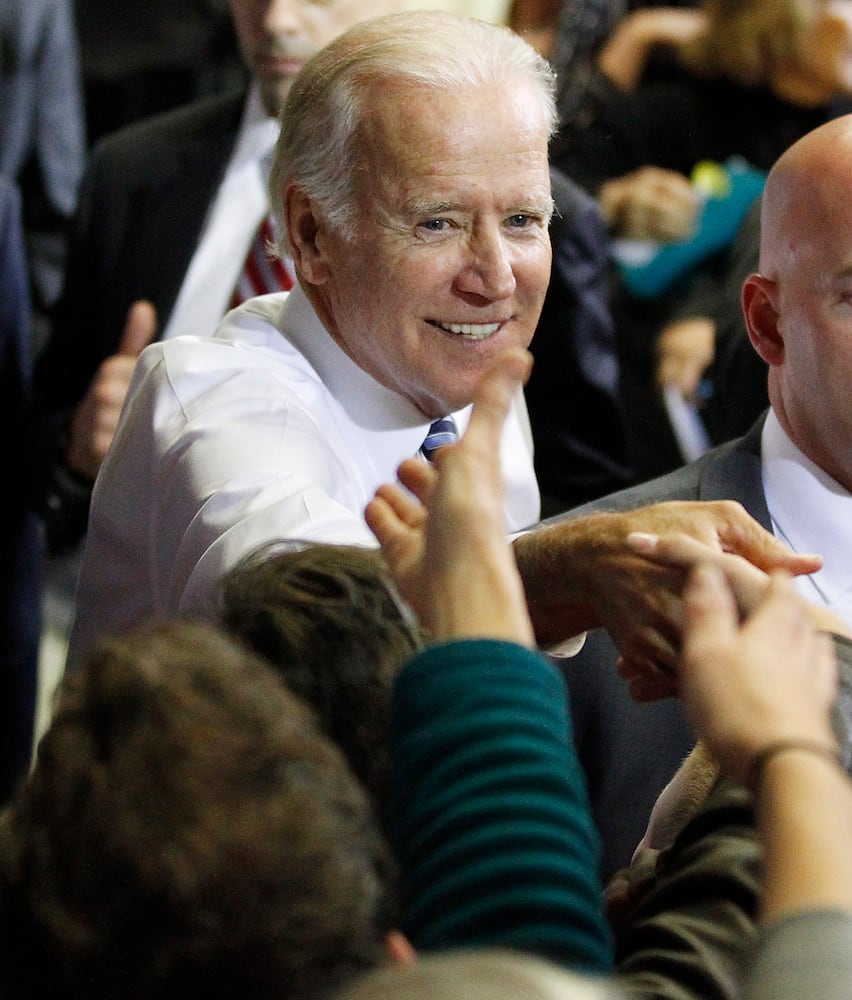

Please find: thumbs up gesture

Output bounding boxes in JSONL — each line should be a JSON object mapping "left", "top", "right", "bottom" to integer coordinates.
{"left": 66, "top": 300, "right": 158, "bottom": 481}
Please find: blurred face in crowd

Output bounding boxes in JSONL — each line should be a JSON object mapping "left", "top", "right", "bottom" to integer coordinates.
{"left": 292, "top": 78, "right": 553, "bottom": 418}
{"left": 228, "top": 0, "right": 395, "bottom": 116}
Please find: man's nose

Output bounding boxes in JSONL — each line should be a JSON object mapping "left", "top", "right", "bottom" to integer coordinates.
{"left": 454, "top": 227, "right": 516, "bottom": 300}
{"left": 263, "top": 0, "right": 303, "bottom": 34}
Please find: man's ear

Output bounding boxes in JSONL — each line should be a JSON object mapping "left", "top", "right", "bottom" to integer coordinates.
{"left": 742, "top": 273, "right": 784, "bottom": 366}
{"left": 385, "top": 931, "right": 416, "bottom": 966}
{"left": 285, "top": 184, "right": 330, "bottom": 285}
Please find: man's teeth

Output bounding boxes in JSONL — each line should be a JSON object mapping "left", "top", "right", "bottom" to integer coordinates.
{"left": 438, "top": 321, "right": 500, "bottom": 339}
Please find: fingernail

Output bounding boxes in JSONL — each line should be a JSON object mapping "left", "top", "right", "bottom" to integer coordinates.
{"left": 627, "top": 532, "right": 658, "bottom": 553}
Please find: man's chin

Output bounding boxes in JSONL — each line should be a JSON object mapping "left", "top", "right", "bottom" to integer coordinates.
{"left": 258, "top": 77, "right": 295, "bottom": 119}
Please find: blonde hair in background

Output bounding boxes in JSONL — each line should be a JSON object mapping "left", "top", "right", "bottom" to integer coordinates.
{"left": 679, "top": 0, "right": 818, "bottom": 87}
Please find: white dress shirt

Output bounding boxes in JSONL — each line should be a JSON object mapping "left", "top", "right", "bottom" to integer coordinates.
{"left": 762, "top": 409, "right": 852, "bottom": 630}
{"left": 68, "top": 286, "right": 540, "bottom": 665}
{"left": 161, "top": 84, "right": 280, "bottom": 342}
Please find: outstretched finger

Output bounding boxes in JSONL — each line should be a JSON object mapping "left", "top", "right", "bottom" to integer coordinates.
{"left": 718, "top": 507, "right": 822, "bottom": 576}
{"left": 397, "top": 457, "right": 438, "bottom": 505}
{"left": 365, "top": 492, "right": 418, "bottom": 560}
{"left": 368, "top": 482, "right": 425, "bottom": 532}
{"left": 629, "top": 530, "right": 717, "bottom": 567}
{"left": 458, "top": 348, "right": 532, "bottom": 461}
{"left": 118, "top": 300, "right": 158, "bottom": 357}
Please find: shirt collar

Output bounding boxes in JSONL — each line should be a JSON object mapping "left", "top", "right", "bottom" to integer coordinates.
{"left": 243, "top": 286, "right": 472, "bottom": 439}
{"left": 762, "top": 408, "right": 852, "bottom": 611}
{"left": 227, "top": 83, "right": 280, "bottom": 176}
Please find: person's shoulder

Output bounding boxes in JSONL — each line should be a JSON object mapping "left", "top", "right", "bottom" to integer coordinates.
{"left": 148, "top": 298, "right": 313, "bottom": 394}
{"left": 561, "top": 431, "right": 755, "bottom": 519}
{"left": 87, "top": 89, "right": 247, "bottom": 169}
{"left": 213, "top": 294, "right": 297, "bottom": 354}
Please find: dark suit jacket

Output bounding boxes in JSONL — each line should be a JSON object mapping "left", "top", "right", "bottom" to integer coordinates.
{"left": 0, "top": 177, "right": 41, "bottom": 799}
{"left": 526, "top": 167, "right": 634, "bottom": 517}
{"left": 559, "top": 416, "right": 768, "bottom": 883}
{"left": 27, "top": 89, "right": 245, "bottom": 549}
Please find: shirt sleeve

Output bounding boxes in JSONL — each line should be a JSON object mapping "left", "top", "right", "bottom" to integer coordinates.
{"left": 742, "top": 909, "right": 852, "bottom": 1000}
{"left": 389, "top": 638, "right": 613, "bottom": 974}
{"left": 612, "top": 778, "right": 761, "bottom": 1000}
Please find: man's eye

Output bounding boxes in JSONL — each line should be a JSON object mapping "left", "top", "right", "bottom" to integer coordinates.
{"left": 507, "top": 214, "right": 534, "bottom": 229}
{"left": 420, "top": 219, "right": 448, "bottom": 232}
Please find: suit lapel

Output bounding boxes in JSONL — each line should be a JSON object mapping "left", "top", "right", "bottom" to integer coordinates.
{"left": 696, "top": 414, "right": 771, "bottom": 530}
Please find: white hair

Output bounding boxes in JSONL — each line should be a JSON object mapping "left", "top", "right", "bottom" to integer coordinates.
{"left": 269, "top": 10, "right": 557, "bottom": 245}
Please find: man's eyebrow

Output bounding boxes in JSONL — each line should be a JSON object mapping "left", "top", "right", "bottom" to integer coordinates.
{"left": 403, "top": 198, "right": 461, "bottom": 218}
{"left": 402, "top": 197, "right": 555, "bottom": 219}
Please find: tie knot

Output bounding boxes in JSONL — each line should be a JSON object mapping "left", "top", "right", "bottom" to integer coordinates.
{"left": 420, "top": 416, "right": 459, "bottom": 463}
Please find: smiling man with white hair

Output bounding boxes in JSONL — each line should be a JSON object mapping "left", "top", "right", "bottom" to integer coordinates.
{"left": 69, "top": 9, "right": 806, "bottom": 671}
{"left": 68, "top": 11, "right": 554, "bottom": 663}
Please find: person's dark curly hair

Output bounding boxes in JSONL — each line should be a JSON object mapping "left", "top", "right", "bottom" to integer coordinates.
{"left": 0, "top": 619, "right": 394, "bottom": 1000}
{"left": 219, "top": 541, "right": 423, "bottom": 815}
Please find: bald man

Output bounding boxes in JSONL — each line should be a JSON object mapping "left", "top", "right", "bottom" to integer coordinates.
{"left": 558, "top": 114, "right": 852, "bottom": 880}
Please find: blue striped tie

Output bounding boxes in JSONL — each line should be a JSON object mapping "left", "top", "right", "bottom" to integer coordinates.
{"left": 420, "top": 416, "right": 459, "bottom": 463}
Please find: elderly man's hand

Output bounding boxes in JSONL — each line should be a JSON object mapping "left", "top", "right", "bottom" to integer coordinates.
{"left": 514, "top": 499, "right": 822, "bottom": 679}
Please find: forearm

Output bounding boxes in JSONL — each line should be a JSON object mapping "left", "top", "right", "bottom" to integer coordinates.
{"left": 391, "top": 639, "right": 613, "bottom": 972}
{"left": 513, "top": 517, "right": 604, "bottom": 647}
{"left": 757, "top": 750, "right": 852, "bottom": 924}
{"left": 597, "top": 7, "right": 708, "bottom": 93}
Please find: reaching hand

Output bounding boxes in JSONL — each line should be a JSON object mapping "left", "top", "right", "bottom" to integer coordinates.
{"left": 516, "top": 498, "right": 822, "bottom": 681}
{"left": 680, "top": 565, "right": 837, "bottom": 787}
{"left": 366, "top": 348, "right": 535, "bottom": 645}
{"left": 66, "top": 300, "right": 158, "bottom": 481}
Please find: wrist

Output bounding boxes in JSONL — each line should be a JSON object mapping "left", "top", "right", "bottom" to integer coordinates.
{"left": 749, "top": 738, "right": 842, "bottom": 793}
{"left": 431, "top": 557, "right": 535, "bottom": 647}
{"left": 514, "top": 519, "right": 601, "bottom": 645}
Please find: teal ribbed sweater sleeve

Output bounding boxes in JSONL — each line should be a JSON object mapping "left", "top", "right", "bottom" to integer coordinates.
{"left": 390, "top": 638, "right": 613, "bottom": 974}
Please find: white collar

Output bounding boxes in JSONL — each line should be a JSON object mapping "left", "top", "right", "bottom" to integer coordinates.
{"left": 227, "top": 83, "right": 280, "bottom": 177}
{"left": 762, "top": 408, "right": 852, "bottom": 617}
{"left": 241, "top": 286, "right": 472, "bottom": 438}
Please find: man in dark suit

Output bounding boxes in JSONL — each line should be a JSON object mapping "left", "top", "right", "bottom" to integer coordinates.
{"left": 563, "top": 424, "right": 765, "bottom": 883}
{"left": 563, "top": 113, "right": 852, "bottom": 883}
{"left": 27, "top": 0, "right": 400, "bottom": 553}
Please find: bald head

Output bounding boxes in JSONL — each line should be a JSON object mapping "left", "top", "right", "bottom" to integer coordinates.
{"left": 743, "top": 113, "right": 852, "bottom": 492}
{"left": 759, "top": 114, "right": 852, "bottom": 278}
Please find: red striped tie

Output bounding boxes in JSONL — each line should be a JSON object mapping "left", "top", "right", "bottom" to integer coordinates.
{"left": 230, "top": 214, "right": 294, "bottom": 307}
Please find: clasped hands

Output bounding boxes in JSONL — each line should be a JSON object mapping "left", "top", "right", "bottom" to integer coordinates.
{"left": 365, "top": 350, "right": 842, "bottom": 732}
